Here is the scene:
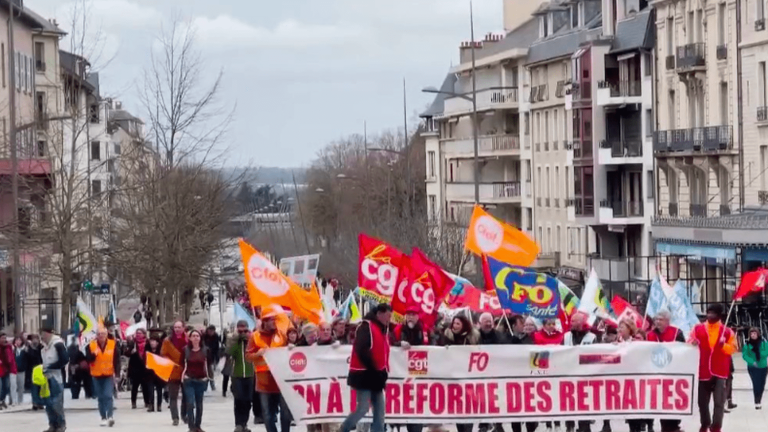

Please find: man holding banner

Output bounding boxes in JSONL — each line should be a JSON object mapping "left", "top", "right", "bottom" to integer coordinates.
{"left": 340, "top": 303, "right": 393, "bottom": 432}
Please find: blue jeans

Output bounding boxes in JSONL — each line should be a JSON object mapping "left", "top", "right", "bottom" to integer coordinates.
{"left": 43, "top": 376, "right": 65, "bottom": 429}
{"left": 0, "top": 374, "right": 10, "bottom": 403}
{"left": 183, "top": 379, "right": 208, "bottom": 429}
{"left": 92, "top": 376, "right": 115, "bottom": 419}
{"left": 340, "top": 389, "right": 385, "bottom": 432}
{"left": 259, "top": 392, "right": 292, "bottom": 432}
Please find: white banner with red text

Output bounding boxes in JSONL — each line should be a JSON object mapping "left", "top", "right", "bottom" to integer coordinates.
{"left": 264, "top": 342, "right": 698, "bottom": 424}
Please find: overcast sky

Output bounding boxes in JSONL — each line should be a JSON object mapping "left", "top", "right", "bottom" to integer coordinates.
{"left": 27, "top": 0, "right": 502, "bottom": 167}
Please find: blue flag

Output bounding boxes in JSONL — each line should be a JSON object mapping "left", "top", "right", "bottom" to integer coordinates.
{"left": 670, "top": 280, "right": 699, "bottom": 334}
{"left": 234, "top": 303, "right": 257, "bottom": 330}
{"left": 486, "top": 256, "right": 560, "bottom": 318}
{"left": 645, "top": 275, "right": 668, "bottom": 318}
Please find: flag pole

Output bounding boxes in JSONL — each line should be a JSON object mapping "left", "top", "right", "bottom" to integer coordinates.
{"left": 724, "top": 298, "right": 737, "bottom": 328}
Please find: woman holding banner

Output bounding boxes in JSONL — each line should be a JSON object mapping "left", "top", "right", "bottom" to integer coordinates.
{"left": 440, "top": 315, "right": 479, "bottom": 432}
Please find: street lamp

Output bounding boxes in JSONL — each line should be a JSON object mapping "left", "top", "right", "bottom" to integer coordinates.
{"left": 421, "top": 0, "right": 480, "bottom": 205}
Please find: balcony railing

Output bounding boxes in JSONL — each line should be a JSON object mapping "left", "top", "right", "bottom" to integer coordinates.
{"left": 757, "top": 18, "right": 766, "bottom": 31}
{"left": 603, "top": 139, "right": 642, "bottom": 157}
{"left": 598, "top": 80, "right": 641, "bottom": 97}
{"left": 565, "top": 198, "right": 575, "bottom": 207}
{"left": 478, "top": 135, "right": 520, "bottom": 152}
{"left": 556, "top": 80, "right": 566, "bottom": 98}
{"left": 665, "top": 55, "right": 675, "bottom": 70}
{"left": 544, "top": 141, "right": 549, "bottom": 151}
{"left": 716, "top": 44, "right": 727, "bottom": 61}
{"left": 574, "top": 197, "right": 595, "bottom": 216}
{"left": 570, "top": 82, "right": 591, "bottom": 101}
{"left": 676, "top": 43, "right": 706, "bottom": 69}
{"left": 493, "top": 181, "right": 521, "bottom": 199}
{"left": 537, "top": 84, "right": 549, "bottom": 102}
{"left": 758, "top": 106, "right": 768, "bottom": 122}
{"left": 760, "top": 190, "right": 768, "bottom": 205}
{"left": 490, "top": 88, "right": 519, "bottom": 104}
{"left": 530, "top": 86, "right": 539, "bottom": 103}
{"left": 600, "top": 200, "right": 644, "bottom": 217}
{"left": 653, "top": 125, "right": 733, "bottom": 153}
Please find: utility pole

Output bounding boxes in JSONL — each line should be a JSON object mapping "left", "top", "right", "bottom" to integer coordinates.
{"left": 292, "top": 171, "right": 311, "bottom": 254}
{"left": 9, "top": 0, "right": 22, "bottom": 334}
{"left": 403, "top": 78, "right": 412, "bottom": 220}
{"left": 470, "top": 0, "right": 480, "bottom": 204}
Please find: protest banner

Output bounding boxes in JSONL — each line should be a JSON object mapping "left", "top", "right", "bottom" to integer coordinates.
{"left": 266, "top": 343, "right": 697, "bottom": 424}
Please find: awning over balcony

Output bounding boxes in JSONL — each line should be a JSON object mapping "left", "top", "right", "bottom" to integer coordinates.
{"left": 0, "top": 159, "right": 52, "bottom": 176}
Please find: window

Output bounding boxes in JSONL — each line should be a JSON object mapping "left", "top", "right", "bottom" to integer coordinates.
{"left": 114, "top": 144, "right": 121, "bottom": 155}
{"left": 428, "top": 151, "right": 435, "bottom": 178}
{"left": 760, "top": 62, "right": 767, "bottom": 107}
{"left": 37, "top": 140, "right": 46, "bottom": 157}
{"left": 666, "top": 18, "right": 674, "bottom": 55}
{"left": 428, "top": 195, "right": 436, "bottom": 221}
{"left": 720, "top": 82, "right": 728, "bottom": 124}
{"left": 547, "top": 227, "right": 552, "bottom": 253}
{"left": 91, "top": 141, "right": 101, "bottom": 160}
{"left": 544, "top": 111, "right": 549, "bottom": 143}
{"left": 718, "top": 3, "right": 726, "bottom": 46}
{"left": 647, "top": 170, "right": 655, "bottom": 199}
{"left": 35, "top": 42, "right": 45, "bottom": 71}
{"left": 571, "top": 5, "right": 578, "bottom": 28}
{"left": 1, "top": 43, "right": 4, "bottom": 88}
{"left": 91, "top": 180, "right": 102, "bottom": 197}
{"left": 553, "top": 109, "right": 558, "bottom": 142}
{"left": 644, "top": 53, "right": 652, "bottom": 76}
{"left": 669, "top": 90, "right": 676, "bottom": 129}
{"left": 762, "top": 146, "right": 768, "bottom": 189}
{"left": 537, "top": 166, "right": 542, "bottom": 197}
{"left": 554, "top": 166, "right": 560, "bottom": 199}
{"left": 545, "top": 166, "right": 551, "bottom": 199}
{"left": 759, "top": 0, "right": 766, "bottom": 21}
{"left": 23, "top": 54, "right": 27, "bottom": 92}
{"left": 645, "top": 109, "right": 653, "bottom": 136}
{"left": 15, "top": 51, "right": 20, "bottom": 90}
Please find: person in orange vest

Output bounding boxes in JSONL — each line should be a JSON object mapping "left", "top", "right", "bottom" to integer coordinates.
{"left": 245, "top": 307, "right": 291, "bottom": 432}
{"left": 340, "top": 303, "right": 393, "bottom": 432}
{"left": 161, "top": 320, "right": 189, "bottom": 426}
{"left": 85, "top": 327, "right": 121, "bottom": 427}
{"left": 689, "top": 303, "right": 737, "bottom": 432}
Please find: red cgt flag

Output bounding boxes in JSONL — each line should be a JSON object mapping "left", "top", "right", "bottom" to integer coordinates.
{"left": 357, "top": 234, "right": 407, "bottom": 302}
{"left": 391, "top": 248, "right": 454, "bottom": 329}
{"left": 610, "top": 295, "right": 649, "bottom": 331}
{"left": 734, "top": 269, "right": 768, "bottom": 300}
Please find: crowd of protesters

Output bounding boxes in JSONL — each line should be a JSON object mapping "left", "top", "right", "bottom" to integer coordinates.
{"left": 1, "top": 298, "right": 767, "bottom": 432}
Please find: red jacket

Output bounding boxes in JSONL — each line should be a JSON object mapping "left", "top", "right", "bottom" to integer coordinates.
{"left": 691, "top": 322, "right": 735, "bottom": 380}
{"left": 533, "top": 329, "right": 564, "bottom": 345}
{"left": 350, "top": 319, "right": 390, "bottom": 373}
{"left": 0, "top": 344, "right": 17, "bottom": 377}
{"left": 647, "top": 326, "right": 683, "bottom": 343}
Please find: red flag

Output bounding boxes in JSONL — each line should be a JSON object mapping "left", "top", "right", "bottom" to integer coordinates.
{"left": 443, "top": 283, "right": 506, "bottom": 317}
{"left": 391, "top": 248, "right": 454, "bottom": 329}
{"left": 610, "top": 295, "right": 648, "bottom": 331}
{"left": 734, "top": 269, "right": 768, "bottom": 300}
{"left": 357, "top": 234, "right": 407, "bottom": 302}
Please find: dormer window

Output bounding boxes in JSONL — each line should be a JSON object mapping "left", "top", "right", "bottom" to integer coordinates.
{"left": 540, "top": 16, "right": 549, "bottom": 37}
{"left": 571, "top": 5, "right": 579, "bottom": 28}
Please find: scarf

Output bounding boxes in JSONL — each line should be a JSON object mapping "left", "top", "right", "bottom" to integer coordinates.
{"left": 135, "top": 333, "right": 147, "bottom": 359}
{"left": 170, "top": 332, "right": 188, "bottom": 353}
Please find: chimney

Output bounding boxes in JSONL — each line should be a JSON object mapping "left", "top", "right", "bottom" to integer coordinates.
{"left": 483, "top": 33, "right": 503, "bottom": 50}
{"left": 115, "top": 101, "right": 122, "bottom": 110}
{"left": 459, "top": 41, "right": 483, "bottom": 64}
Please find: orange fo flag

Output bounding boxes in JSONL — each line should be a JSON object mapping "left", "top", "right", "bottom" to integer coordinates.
{"left": 146, "top": 352, "right": 176, "bottom": 382}
{"left": 464, "top": 205, "right": 539, "bottom": 267}
{"left": 239, "top": 239, "right": 323, "bottom": 324}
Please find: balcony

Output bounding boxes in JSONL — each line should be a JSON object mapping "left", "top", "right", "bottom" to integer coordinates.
{"left": 665, "top": 55, "right": 675, "bottom": 70}
{"left": 0, "top": 141, "right": 52, "bottom": 176}
{"left": 442, "top": 87, "right": 519, "bottom": 116}
{"left": 445, "top": 181, "right": 522, "bottom": 204}
{"left": 716, "top": 45, "right": 727, "bottom": 61}
{"left": 757, "top": 18, "right": 766, "bottom": 32}
{"left": 760, "top": 190, "right": 768, "bottom": 205}
{"left": 531, "top": 252, "right": 560, "bottom": 269}
{"left": 676, "top": 43, "right": 706, "bottom": 71}
{"left": 598, "top": 139, "right": 643, "bottom": 164}
{"left": 653, "top": 125, "right": 733, "bottom": 154}
{"left": 597, "top": 80, "right": 642, "bottom": 106}
{"left": 598, "top": 200, "right": 644, "bottom": 224}
{"left": 573, "top": 197, "right": 595, "bottom": 217}
{"left": 443, "top": 134, "right": 521, "bottom": 158}
{"left": 555, "top": 80, "right": 567, "bottom": 98}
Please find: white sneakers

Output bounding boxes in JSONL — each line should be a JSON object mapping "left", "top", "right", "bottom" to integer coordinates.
{"left": 100, "top": 418, "right": 115, "bottom": 427}
{"left": 100, "top": 419, "right": 108, "bottom": 427}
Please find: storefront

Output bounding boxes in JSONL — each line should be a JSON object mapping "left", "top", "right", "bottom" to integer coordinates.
{"left": 654, "top": 242, "right": 737, "bottom": 304}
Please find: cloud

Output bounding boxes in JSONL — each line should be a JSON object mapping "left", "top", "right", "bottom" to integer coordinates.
{"left": 190, "top": 15, "right": 366, "bottom": 50}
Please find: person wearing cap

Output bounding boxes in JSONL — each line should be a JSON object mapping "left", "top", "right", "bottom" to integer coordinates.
{"left": 689, "top": 303, "right": 737, "bottom": 432}
{"left": 86, "top": 326, "right": 121, "bottom": 427}
{"left": 245, "top": 307, "right": 291, "bottom": 432}
{"left": 227, "top": 320, "right": 255, "bottom": 432}
{"left": 40, "top": 327, "right": 69, "bottom": 432}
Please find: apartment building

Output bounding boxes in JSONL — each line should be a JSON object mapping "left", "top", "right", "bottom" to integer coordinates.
{"left": 0, "top": 2, "right": 64, "bottom": 332}
{"left": 422, "top": 1, "right": 556, "bottom": 272}
{"left": 651, "top": 0, "right": 745, "bottom": 303}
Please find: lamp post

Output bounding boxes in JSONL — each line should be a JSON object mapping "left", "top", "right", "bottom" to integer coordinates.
{"left": 422, "top": 0, "right": 480, "bottom": 205}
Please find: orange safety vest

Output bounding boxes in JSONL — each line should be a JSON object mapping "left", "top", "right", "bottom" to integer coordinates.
{"left": 252, "top": 331, "right": 286, "bottom": 373}
{"left": 89, "top": 339, "right": 116, "bottom": 378}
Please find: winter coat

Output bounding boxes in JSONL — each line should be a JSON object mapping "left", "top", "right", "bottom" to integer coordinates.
{"left": 225, "top": 334, "right": 254, "bottom": 378}
{"left": 440, "top": 316, "right": 480, "bottom": 346}
{"left": 0, "top": 344, "right": 17, "bottom": 377}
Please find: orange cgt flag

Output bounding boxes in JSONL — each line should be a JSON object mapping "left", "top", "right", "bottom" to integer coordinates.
{"left": 464, "top": 205, "right": 539, "bottom": 267}
{"left": 239, "top": 239, "right": 323, "bottom": 324}
{"left": 146, "top": 352, "right": 176, "bottom": 382}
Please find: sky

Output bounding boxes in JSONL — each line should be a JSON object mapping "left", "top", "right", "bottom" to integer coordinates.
{"left": 26, "top": 0, "right": 503, "bottom": 168}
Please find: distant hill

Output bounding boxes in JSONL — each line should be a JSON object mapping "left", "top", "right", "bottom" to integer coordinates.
{"left": 221, "top": 167, "right": 307, "bottom": 186}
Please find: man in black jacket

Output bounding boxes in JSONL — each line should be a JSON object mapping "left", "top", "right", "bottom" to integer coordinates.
{"left": 204, "top": 326, "right": 220, "bottom": 391}
{"left": 340, "top": 304, "right": 394, "bottom": 432}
